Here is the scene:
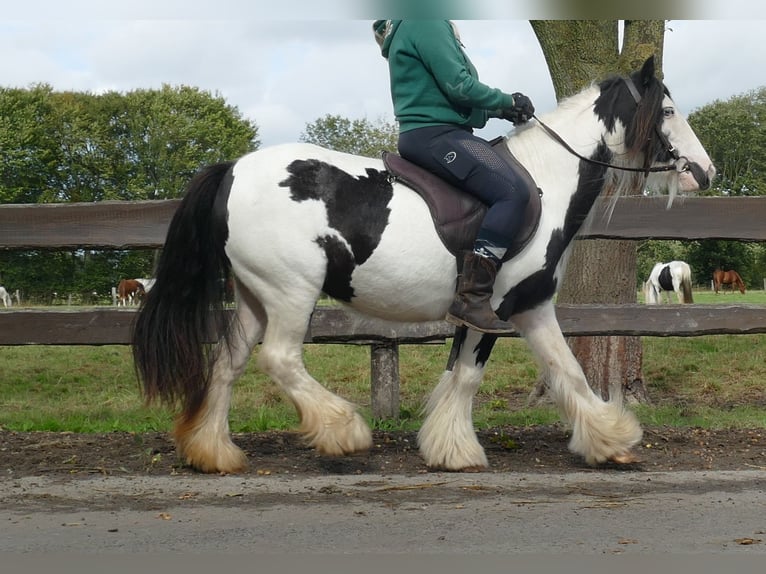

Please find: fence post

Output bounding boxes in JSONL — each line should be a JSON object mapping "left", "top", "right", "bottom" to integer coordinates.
{"left": 370, "top": 342, "right": 400, "bottom": 420}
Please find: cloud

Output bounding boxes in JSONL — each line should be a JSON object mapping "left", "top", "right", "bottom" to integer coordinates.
{"left": 1, "top": 18, "right": 764, "bottom": 148}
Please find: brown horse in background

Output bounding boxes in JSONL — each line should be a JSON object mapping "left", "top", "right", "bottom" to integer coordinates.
{"left": 117, "top": 278, "right": 146, "bottom": 306}
{"left": 712, "top": 269, "right": 746, "bottom": 294}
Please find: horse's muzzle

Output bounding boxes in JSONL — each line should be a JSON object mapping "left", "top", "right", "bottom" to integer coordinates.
{"left": 681, "top": 161, "right": 715, "bottom": 191}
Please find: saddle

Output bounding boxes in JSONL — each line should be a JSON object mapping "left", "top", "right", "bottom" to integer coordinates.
{"left": 382, "top": 137, "right": 542, "bottom": 262}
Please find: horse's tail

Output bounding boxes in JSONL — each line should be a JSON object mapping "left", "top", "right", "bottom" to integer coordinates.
{"left": 132, "top": 161, "right": 236, "bottom": 420}
{"left": 680, "top": 263, "right": 694, "bottom": 303}
{"left": 643, "top": 279, "right": 658, "bottom": 305}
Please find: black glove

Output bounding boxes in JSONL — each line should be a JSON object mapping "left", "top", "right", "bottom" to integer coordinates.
{"left": 502, "top": 92, "right": 535, "bottom": 125}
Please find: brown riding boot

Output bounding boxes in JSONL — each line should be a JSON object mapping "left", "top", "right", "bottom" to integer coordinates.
{"left": 445, "top": 252, "right": 515, "bottom": 334}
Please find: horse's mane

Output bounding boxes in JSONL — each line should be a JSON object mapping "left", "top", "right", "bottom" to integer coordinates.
{"left": 595, "top": 69, "right": 667, "bottom": 160}
{"left": 598, "top": 69, "right": 674, "bottom": 209}
{"left": 510, "top": 63, "right": 676, "bottom": 219}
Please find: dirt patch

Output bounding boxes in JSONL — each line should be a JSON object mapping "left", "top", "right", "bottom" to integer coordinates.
{"left": 2, "top": 425, "right": 765, "bottom": 479}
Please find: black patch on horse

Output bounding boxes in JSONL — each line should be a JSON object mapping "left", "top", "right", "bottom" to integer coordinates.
{"left": 316, "top": 235, "right": 357, "bottom": 301}
{"left": 657, "top": 265, "right": 673, "bottom": 292}
{"left": 279, "top": 159, "right": 393, "bottom": 302}
{"left": 594, "top": 76, "right": 637, "bottom": 134}
{"left": 496, "top": 142, "right": 613, "bottom": 319}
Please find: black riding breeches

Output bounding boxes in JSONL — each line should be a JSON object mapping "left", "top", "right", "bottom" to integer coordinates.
{"left": 398, "top": 125, "right": 530, "bottom": 249}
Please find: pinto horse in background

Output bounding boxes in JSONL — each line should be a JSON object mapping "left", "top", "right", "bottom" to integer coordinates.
{"left": 0, "top": 286, "right": 12, "bottom": 308}
{"left": 713, "top": 269, "right": 746, "bottom": 294}
{"left": 644, "top": 261, "right": 694, "bottom": 304}
{"left": 117, "top": 279, "right": 146, "bottom": 306}
{"left": 132, "top": 56, "right": 715, "bottom": 474}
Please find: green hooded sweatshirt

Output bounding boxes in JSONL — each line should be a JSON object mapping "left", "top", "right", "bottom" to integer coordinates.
{"left": 373, "top": 20, "right": 516, "bottom": 133}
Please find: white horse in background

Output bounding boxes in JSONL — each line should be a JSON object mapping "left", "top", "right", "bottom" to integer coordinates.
{"left": 0, "top": 286, "right": 11, "bottom": 308}
{"left": 136, "top": 278, "right": 156, "bottom": 293}
{"left": 132, "top": 57, "right": 714, "bottom": 475}
{"left": 644, "top": 260, "right": 694, "bottom": 304}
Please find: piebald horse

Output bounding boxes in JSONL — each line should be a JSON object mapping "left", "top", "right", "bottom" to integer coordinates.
{"left": 0, "top": 286, "right": 11, "bottom": 308}
{"left": 132, "top": 57, "right": 715, "bottom": 473}
{"left": 644, "top": 260, "right": 694, "bottom": 304}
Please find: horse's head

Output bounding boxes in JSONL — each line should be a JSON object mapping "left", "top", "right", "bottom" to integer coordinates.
{"left": 596, "top": 56, "right": 716, "bottom": 198}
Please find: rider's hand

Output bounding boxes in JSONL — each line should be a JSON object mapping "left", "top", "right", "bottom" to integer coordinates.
{"left": 502, "top": 92, "right": 535, "bottom": 125}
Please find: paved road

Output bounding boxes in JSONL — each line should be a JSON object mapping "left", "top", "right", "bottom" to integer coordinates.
{"left": 2, "top": 469, "right": 765, "bottom": 555}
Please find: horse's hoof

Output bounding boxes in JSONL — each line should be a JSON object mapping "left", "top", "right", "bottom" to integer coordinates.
{"left": 609, "top": 451, "right": 639, "bottom": 464}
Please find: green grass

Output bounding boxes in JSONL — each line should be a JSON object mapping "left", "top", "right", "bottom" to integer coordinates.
{"left": 1, "top": 291, "right": 765, "bottom": 433}
{"left": 640, "top": 286, "right": 766, "bottom": 305}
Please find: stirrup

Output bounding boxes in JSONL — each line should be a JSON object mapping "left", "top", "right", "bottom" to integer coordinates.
{"left": 444, "top": 311, "right": 515, "bottom": 334}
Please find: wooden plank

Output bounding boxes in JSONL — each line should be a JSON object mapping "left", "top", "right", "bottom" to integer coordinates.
{"left": 582, "top": 196, "right": 766, "bottom": 241}
{"left": 0, "top": 308, "right": 140, "bottom": 345}
{"left": 555, "top": 303, "right": 766, "bottom": 336}
{"left": 2, "top": 196, "right": 766, "bottom": 249}
{"left": 2, "top": 304, "right": 766, "bottom": 345}
{"left": 0, "top": 200, "right": 179, "bottom": 249}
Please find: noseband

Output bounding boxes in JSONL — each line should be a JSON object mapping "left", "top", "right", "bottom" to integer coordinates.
{"left": 532, "top": 77, "right": 690, "bottom": 175}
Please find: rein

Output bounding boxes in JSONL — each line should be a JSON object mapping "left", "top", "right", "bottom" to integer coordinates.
{"left": 530, "top": 78, "right": 689, "bottom": 175}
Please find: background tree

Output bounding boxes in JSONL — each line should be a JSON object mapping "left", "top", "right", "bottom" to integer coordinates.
{"left": 0, "top": 85, "right": 260, "bottom": 301}
{"left": 300, "top": 114, "right": 397, "bottom": 157}
{"left": 531, "top": 20, "right": 666, "bottom": 403}
{"left": 686, "top": 240, "right": 758, "bottom": 287}
{"left": 0, "top": 85, "right": 58, "bottom": 204}
{"left": 687, "top": 87, "right": 766, "bottom": 197}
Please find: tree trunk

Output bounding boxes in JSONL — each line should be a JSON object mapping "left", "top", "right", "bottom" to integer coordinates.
{"left": 529, "top": 20, "right": 665, "bottom": 403}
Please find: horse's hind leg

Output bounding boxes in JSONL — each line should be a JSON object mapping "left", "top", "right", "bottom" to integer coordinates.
{"left": 513, "top": 302, "right": 643, "bottom": 464}
{"left": 256, "top": 305, "right": 372, "bottom": 457}
{"left": 173, "top": 281, "right": 264, "bottom": 473}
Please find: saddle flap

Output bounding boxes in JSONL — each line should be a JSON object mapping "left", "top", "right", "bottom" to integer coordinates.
{"left": 382, "top": 152, "right": 486, "bottom": 227}
{"left": 382, "top": 138, "right": 542, "bottom": 261}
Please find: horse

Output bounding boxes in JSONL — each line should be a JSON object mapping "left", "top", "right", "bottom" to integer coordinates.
{"left": 713, "top": 269, "right": 746, "bottom": 294}
{"left": 117, "top": 279, "right": 146, "bottom": 306}
{"left": 0, "top": 286, "right": 11, "bottom": 308}
{"left": 135, "top": 278, "right": 156, "bottom": 293}
{"left": 132, "top": 56, "right": 715, "bottom": 474}
{"left": 643, "top": 261, "right": 694, "bottom": 304}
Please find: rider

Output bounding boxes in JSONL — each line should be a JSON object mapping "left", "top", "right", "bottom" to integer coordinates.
{"left": 373, "top": 20, "right": 536, "bottom": 333}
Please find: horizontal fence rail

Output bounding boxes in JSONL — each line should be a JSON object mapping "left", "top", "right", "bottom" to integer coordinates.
{"left": 3, "top": 196, "right": 766, "bottom": 250}
{"left": 2, "top": 304, "right": 766, "bottom": 346}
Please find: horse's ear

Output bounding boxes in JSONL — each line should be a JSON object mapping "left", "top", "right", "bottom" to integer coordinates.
{"left": 639, "top": 56, "right": 656, "bottom": 86}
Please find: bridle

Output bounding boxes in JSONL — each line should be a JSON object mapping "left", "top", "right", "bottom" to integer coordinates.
{"left": 530, "top": 77, "right": 690, "bottom": 175}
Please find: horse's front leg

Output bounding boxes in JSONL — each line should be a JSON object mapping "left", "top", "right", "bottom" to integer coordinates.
{"left": 513, "top": 301, "right": 643, "bottom": 465}
{"left": 418, "top": 328, "right": 493, "bottom": 471}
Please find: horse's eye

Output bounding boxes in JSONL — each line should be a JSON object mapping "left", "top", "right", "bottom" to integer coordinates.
{"left": 663, "top": 107, "right": 675, "bottom": 118}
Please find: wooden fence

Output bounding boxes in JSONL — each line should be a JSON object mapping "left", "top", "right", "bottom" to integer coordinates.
{"left": 2, "top": 196, "right": 766, "bottom": 417}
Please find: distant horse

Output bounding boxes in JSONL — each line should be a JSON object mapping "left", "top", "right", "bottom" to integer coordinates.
{"left": 132, "top": 56, "right": 715, "bottom": 474}
{"left": 713, "top": 269, "right": 746, "bottom": 294}
{"left": 0, "top": 286, "right": 11, "bottom": 308}
{"left": 117, "top": 279, "right": 146, "bottom": 306}
{"left": 644, "top": 261, "right": 694, "bottom": 304}
{"left": 135, "top": 278, "right": 156, "bottom": 293}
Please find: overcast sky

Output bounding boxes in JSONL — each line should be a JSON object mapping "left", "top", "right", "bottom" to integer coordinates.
{"left": 1, "top": 17, "right": 764, "bottom": 148}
